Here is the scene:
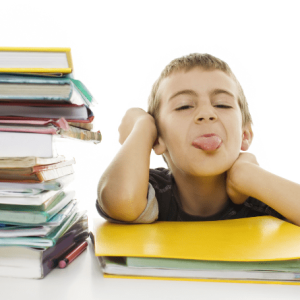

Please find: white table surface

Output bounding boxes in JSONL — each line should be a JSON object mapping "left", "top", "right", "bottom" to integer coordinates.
{"left": 1, "top": 239, "right": 300, "bottom": 300}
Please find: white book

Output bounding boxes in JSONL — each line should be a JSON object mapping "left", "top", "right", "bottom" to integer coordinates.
{"left": 0, "top": 131, "right": 56, "bottom": 158}
{"left": 0, "top": 174, "right": 74, "bottom": 191}
{"left": 0, "top": 189, "right": 58, "bottom": 205}
{"left": 0, "top": 50, "right": 69, "bottom": 69}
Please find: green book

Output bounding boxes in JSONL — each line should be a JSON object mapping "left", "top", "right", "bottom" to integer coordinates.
{"left": 0, "top": 190, "right": 74, "bottom": 225}
{"left": 0, "top": 210, "right": 88, "bottom": 248}
{"left": 70, "top": 78, "right": 96, "bottom": 106}
{"left": 126, "top": 257, "right": 300, "bottom": 273}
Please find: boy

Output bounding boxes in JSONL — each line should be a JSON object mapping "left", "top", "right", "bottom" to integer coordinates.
{"left": 97, "top": 53, "right": 300, "bottom": 226}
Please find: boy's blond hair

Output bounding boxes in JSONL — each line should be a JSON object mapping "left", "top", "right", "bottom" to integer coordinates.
{"left": 148, "top": 53, "right": 252, "bottom": 129}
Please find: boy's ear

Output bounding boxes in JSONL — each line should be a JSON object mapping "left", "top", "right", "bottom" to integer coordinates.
{"left": 241, "top": 125, "right": 253, "bottom": 151}
{"left": 153, "top": 136, "right": 167, "bottom": 155}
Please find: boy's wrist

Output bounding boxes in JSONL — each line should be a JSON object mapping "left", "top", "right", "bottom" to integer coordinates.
{"left": 134, "top": 115, "right": 158, "bottom": 145}
{"left": 227, "top": 153, "right": 260, "bottom": 198}
{"left": 228, "top": 161, "right": 259, "bottom": 198}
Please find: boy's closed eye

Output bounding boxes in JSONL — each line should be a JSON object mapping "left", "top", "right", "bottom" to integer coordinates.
{"left": 175, "top": 105, "right": 194, "bottom": 111}
{"left": 214, "top": 104, "right": 232, "bottom": 109}
{"left": 175, "top": 104, "right": 233, "bottom": 111}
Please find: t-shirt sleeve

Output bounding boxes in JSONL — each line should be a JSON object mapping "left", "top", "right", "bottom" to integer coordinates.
{"left": 95, "top": 183, "right": 159, "bottom": 224}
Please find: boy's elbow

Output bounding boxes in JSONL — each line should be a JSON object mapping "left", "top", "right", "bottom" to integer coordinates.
{"left": 98, "top": 184, "right": 146, "bottom": 222}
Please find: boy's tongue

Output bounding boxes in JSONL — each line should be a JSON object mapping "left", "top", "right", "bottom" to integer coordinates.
{"left": 192, "top": 135, "right": 222, "bottom": 151}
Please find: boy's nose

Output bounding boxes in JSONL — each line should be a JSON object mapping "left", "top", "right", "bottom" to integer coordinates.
{"left": 194, "top": 106, "right": 217, "bottom": 123}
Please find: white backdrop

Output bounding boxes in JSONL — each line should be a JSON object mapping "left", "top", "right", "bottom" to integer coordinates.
{"left": 1, "top": 0, "right": 300, "bottom": 223}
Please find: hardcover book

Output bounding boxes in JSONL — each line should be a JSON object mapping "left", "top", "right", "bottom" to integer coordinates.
{"left": 0, "top": 47, "right": 73, "bottom": 75}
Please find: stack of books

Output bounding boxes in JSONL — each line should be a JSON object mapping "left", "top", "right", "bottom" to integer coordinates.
{"left": 0, "top": 47, "right": 99, "bottom": 279}
{"left": 93, "top": 216, "right": 300, "bottom": 285}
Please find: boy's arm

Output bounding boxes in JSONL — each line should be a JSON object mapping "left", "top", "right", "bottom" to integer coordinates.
{"left": 97, "top": 108, "right": 157, "bottom": 222}
{"left": 227, "top": 153, "right": 300, "bottom": 226}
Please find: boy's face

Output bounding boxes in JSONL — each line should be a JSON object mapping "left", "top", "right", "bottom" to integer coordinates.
{"left": 155, "top": 67, "right": 251, "bottom": 177}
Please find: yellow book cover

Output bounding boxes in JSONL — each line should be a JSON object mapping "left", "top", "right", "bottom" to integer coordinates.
{"left": 93, "top": 216, "right": 300, "bottom": 285}
{"left": 0, "top": 47, "right": 73, "bottom": 74}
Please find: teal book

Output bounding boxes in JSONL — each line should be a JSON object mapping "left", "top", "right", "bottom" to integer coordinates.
{"left": 0, "top": 190, "right": 75, "bottom": 225}
{"left": 0, "top": 209, "right": 87, "bottom": 248}
{"left": 69, "top": 78, "right": 97, "bottom": 106}
{"left": 0, "top": 74, "right": 93, "bottom": 106}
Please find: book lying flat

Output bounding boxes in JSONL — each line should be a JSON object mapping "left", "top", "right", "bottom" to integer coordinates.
{"left": 0, "top": 74, "right": 91, "bottom": 106}
{"left": 0, "top": 190, "right": 43, "bottom": 197}
{"left": 0, "top": 117, "right": 69, "bottom": 130}
{"left": 0, "top": 213, "right": 89, "bottom": 279}
{"left": 0, "top": 131, "right": 57, "bottom": 158}
{"left": 0, "top": 206, "right": 85, "bottom": 249}
{"left": 0, "top": 158, "right": 75, "bottom": 175}
{"left": 0, "top": 123, "right": 101, "bottom": 143}
{"left": 0, "top": 155, "right": 66, "bottom": 168}
{"left": 0, "top": 190, "right": 74, "bottom": 225}
{"left": 0, "top": 47, "right": 73, "bottom": 75}
{"left": 0, "top": 174, "right": 74, "bottom": 192}
{"left": 0, "top": 164, "right": 74, "bottom": 183}
{"left": 0, "top": 189, "right": 60, "bottom": 205}
{"left": 0, "top": 199, "right": 78, "bottom": 237}
{"left": 99, "top": 256, "right": 300, "bottom": 282}
{"left": 0, "top": 189, "right": 68, "bottom": 209}
{"left": 93, "top": 216, "right": 300, "bottom": 285}
{"left": 0, "top": 224, "right": 54, "bottom": 238}
{"left": 0, "top": 103, "right": 93, "bottom": 122}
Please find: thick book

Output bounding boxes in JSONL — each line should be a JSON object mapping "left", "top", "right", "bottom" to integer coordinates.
{"left": 0, "top": 174, "right": 74, "bottom": 192}
{"left": 0, "top": 123, "right": 101, "bottom": 143}
{"left": 0, "top": 213, "right": 89, "bottom": 279}
{"left": 0, "top": 155, "right": 66, "bottom": 168}
{"left": 0, "top": 190, "right": 74, "bottom": 225}
{"left": 0, "top": 74, "right": 92, "bottom": 106}
{"left": 0, "top": 158, "right": 75, "bottom": 174}
{"left": 0, "top": 199, "right": 78, "bottom": 237}
{"left": 0, "top": 102, "right": 93, "bottom": 122}
{"left": 0, "top": 47, "right": 73, "bottom": 75}
{"left": 0, "top": 164, "right": 74, "bottom": 183}
{"left": 0, "top": 189, "right": 63, "bottom": 205}
{"left": 93, "top": 216, "right": 300, "bottom": 285}
{"left": 0, "top": 131, "right": 57, "bottom": 158}
{"left": 0, "top": 205, "right": 84, "bottom": 248}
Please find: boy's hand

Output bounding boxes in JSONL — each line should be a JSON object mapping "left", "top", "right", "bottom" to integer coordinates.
{"left": 226, "top": 153, "right": 259, "bottom": 204}
{"left": 118, "top": 108, "right": 157, "bottom": 145}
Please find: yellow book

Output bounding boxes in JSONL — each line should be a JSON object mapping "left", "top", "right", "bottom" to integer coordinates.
{"left": 93, "top": 216, "right": 300, "bottom": 285}
{"left": 0, "top": 47, "right": 73, "bottom": 74}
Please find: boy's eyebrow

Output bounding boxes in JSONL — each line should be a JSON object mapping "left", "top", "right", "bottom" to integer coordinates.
{"left": 168, "top": 89, "right": 235, "bottom": 103}
{"left": 168, "top": 89, "right": 198, "bottom": 102}
{"left": 210, "top": 89, "right": 235, "bottom": 98}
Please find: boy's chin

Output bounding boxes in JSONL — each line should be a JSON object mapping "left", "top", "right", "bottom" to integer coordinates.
{"left": 174, "top": 162, "right": 233, "bottom": 178}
